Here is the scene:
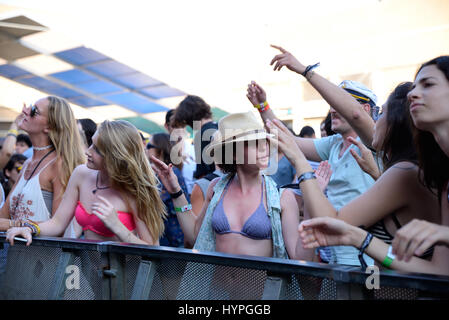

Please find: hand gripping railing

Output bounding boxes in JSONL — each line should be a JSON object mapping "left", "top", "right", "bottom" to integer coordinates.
{"left": 0, "top": 234, "right": 448, "bottom": 300}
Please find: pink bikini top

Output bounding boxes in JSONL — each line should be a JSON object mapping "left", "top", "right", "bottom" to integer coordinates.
{"left": 75, "top": 201, "right": 136, "bottom": 237}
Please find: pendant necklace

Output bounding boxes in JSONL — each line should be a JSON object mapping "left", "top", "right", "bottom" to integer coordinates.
{"left": 92, "top": 171, "right": 110, "bottom": 194}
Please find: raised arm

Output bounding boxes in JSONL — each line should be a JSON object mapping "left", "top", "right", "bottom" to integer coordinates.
{"left": 150, "top": 155, "right": 214, "bottom": 246}
{"left": 267, "top": 118, "right": 410, "bottom": 229}
{"left": 246, "top": 80, "right": 321, "bottom": 162}
{"left": 269, "top": 45, "right": 375, "bottom": 147}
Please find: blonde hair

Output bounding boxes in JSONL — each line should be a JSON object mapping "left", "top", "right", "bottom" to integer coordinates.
{"left": 96, "top": 120, "right": 167, "bottom": 240}
{"left": 46, "top": 96, "right": 86, "bottom": 191}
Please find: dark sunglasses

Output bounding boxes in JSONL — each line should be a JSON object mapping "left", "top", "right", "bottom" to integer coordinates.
{"left": 146, "top": 142, "right": 157, "bottom": 150}
{"left": 30, "top": 104, "right": 40, "bottom": 117}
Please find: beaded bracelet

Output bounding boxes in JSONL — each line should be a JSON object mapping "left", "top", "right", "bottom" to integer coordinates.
{"left": 23, "top": 221, "right": 40, "bottom": 236}
{"left": 254, "top": 101, "right": 270, "bottom": 113}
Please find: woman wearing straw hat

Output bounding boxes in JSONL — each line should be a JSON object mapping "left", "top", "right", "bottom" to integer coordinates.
{"left": 151, "top": 111, "right": 306, "bottom": 259}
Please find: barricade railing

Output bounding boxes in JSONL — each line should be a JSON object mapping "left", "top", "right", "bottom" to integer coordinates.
{"left": 0, "top": 234, "right": 448, "bottom": 300}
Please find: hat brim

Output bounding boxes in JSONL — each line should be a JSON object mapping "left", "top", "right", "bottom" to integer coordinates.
{"left": 204, "top": 131, "right": 274, "bottom": 155}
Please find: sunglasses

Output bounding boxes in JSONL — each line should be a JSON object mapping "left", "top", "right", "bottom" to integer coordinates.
{"left": 15, "top": 166, "right": 22, "bottom": 173}
{"left": 30, "top": 104, "right": 40, "bottom": 117}
{"left": 146, "top": 142, "right": 157, "bottom": 150}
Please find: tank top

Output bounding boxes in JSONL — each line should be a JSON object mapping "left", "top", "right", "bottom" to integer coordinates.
{"left": 9, "top": 159, "right": 56, "bottom": 222}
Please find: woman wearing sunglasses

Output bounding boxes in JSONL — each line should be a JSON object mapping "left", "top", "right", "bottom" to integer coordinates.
{"left": 6, "top": 120, "right": 167, "bottom": 246}
{"left": 0, "top": 96, "right": 85, "bottom": 230}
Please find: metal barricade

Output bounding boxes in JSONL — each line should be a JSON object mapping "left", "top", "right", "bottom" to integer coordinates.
{"left": 0, "top": 234, "right": 448, "bottom": 300}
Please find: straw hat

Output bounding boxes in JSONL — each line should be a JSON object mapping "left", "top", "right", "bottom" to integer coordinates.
{"left": 204, "top": 111, "right": 273, "bottom": 163}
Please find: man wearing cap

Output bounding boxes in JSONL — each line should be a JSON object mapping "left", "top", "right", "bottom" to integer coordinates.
{"left": 248, "top": 45, "right": 379, "bottom": 267}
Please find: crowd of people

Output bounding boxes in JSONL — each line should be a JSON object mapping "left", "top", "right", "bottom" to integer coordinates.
{"left": 0, "top": 46, "right": 448, "bottom": 281}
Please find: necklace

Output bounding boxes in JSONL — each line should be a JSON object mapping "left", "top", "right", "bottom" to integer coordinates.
{"left": 25, "top": 148, "right": 55, "bottom": 184}
{"left": 33, "top": 144, "right": 53, "bottom": 151}
{"left": 92, "top": 171, "right": 110, "bottom": 194}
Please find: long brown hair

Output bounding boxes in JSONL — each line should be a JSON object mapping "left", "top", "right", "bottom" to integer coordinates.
{"left": 377, "top": 82, "right": 418, "bottom": 171}
{"left": 96, "top": 120, "right": 167, "bottom": 240}
{"left": 412, "top": 56, "right": 449, "bottom": 200}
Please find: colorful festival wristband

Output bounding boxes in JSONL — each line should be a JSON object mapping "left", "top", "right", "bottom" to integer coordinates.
{"left": 174, "top": 204, "right": 192, "bottom": 213}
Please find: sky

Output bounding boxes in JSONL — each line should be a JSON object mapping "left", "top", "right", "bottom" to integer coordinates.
{"left": 0, "top": 0, "right": 380, "bottom": 113}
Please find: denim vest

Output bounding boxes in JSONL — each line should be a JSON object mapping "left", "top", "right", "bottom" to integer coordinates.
{"left": 177, "top": 173, "right": 289, "bottom": 299}
{"left": 193, "top": 173, "right": 288, "bottom": 259}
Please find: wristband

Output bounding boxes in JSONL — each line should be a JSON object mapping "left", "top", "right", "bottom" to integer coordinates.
{"left": 358, "top": 232, "right": 373, "bottom": 270}
{"left": 23, "top": 221, "right": 40, "bottom": 236}
{"left": 8, "top": 129, "right": 18, "bottom": 136}
{"left": 170, "top": 189, "right": 183, "bottom": 199}
{"left": 297, "top": 171, "right": 316, "bottom": 185}
{"left": 253, "top": 101, "right": 270, "bottom": 113}
{"left": 381, "top": 245, "right": 396, "bottom": 268}
{"left": 174, "top": 204, "right": 192, "bottom": 213}
{"left": 302, "top": 62, "right": 320, "bottom": 79}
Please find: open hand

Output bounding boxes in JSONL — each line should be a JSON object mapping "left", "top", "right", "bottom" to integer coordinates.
{"left": 315, "top": 161, "right": 332, "bottom": 192}
{"left": 392, "top": 219, "right": 449, "bottom": 262}
{"left": 348, "top": 137, "right": 381, "bottom": 181}
{"left": 298, "top": 217, "right": 356, "bottom": 249}
{"left": 266, "top": 118, "right": 304, "bottom": 167}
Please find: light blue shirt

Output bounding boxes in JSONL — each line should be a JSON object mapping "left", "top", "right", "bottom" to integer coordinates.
{"left": 314, "top": 134, "right": 375, "bottom": 266}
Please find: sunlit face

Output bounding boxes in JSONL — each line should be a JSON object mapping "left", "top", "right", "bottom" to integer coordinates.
{"left": 408, "top": 65, "right": 449, "bottom": 131}
{"left": 372, "top": 103, "right": 387, "bottom": 150}
{"left": 18, "top": 98, "right": 49, "bottom": 134}
{"left": 85, "top": 132, "right": 104, "bottom": 170}
{"left": 329, "top": 107, "right": 351, "bottom": 134}
{"left": 236, "top": 139, "right": 269, "bottom": 170}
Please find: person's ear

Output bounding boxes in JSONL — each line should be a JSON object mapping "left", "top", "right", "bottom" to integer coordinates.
{"left": 362, "top": 103, "right": 371, "bottom": 115}
{"left": 4, "top": 169, "right": 11, "bottom": 179}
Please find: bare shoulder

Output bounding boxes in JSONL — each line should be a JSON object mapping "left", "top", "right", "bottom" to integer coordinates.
{"left": 65, "top": 164, "right": 94, "bottom": 183}
{"left": 381, "top": 161, "right": 419, "bottom": 181}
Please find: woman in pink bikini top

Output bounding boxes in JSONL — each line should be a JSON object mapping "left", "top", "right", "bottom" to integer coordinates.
{"left": 6, "top": 120, "right": 167, "bottom": 246}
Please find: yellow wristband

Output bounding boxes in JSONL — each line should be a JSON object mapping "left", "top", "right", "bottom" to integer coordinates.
{"left": 7, "top": 129, "right": 18, "bottom": 136}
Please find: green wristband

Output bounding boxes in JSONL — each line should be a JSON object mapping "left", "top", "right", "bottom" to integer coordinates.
{"left": 382, "top": 246, "right": 396, "bottom": 268}
{"left": 174, "top": 204, "right": 192, "bottom": 213}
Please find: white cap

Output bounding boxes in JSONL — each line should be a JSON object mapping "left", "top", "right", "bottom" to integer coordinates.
{"left": 339, "top": 80, "right": 377, "bottom": 106}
